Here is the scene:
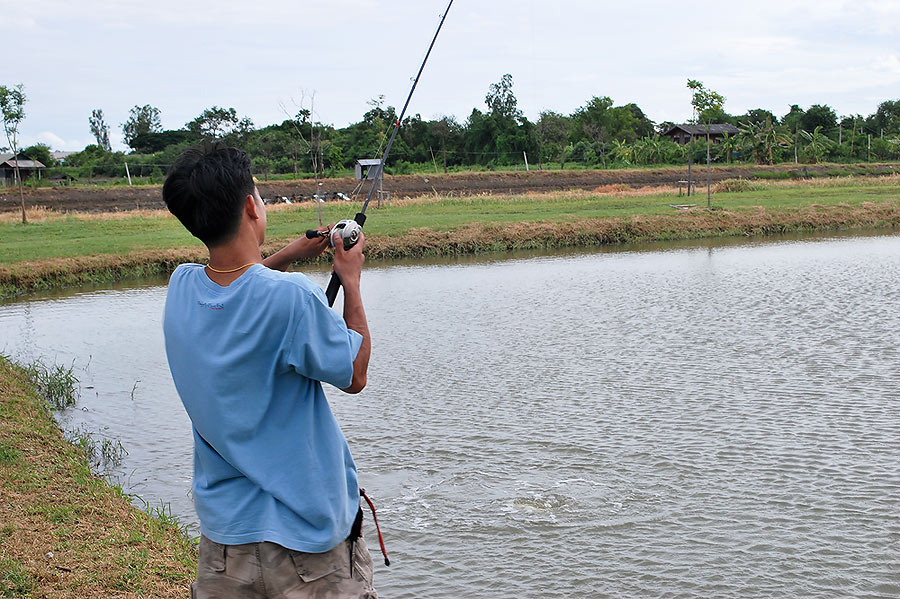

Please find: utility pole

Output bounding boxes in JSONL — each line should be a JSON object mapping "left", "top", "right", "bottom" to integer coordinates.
{"left": 706, "top": 127, "right": 712, "bottom": 209}
{"left": 686, "top": 134, "right": 692, "bottom": 197}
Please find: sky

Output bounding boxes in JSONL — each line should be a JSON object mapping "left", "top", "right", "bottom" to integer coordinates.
{"left": 4, "top": 0, "right": 900, "bottom": 152}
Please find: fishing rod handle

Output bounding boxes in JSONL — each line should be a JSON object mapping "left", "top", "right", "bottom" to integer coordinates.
{"left": 325, "top": 212, "right": 367, "bottom": 307}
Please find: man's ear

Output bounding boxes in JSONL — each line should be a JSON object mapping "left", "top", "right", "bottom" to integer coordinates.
{"left": 245, "top": 193, "right": 260, "bottom": 220}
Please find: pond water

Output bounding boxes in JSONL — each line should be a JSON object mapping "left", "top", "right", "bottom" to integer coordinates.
{"left": 2, "top": 233, "right": 899, "bottom": 598}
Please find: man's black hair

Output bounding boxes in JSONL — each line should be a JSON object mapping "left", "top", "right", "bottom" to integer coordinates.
{"left": 162, "top": 142, "right": 255, "bottom": 247}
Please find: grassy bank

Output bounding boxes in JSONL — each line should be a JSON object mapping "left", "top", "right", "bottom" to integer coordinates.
{"left": 1, "top": 174, "right": 899, "bottom": 297}
{"left": 0, "top": 356, "right": 195, "bottom": 598}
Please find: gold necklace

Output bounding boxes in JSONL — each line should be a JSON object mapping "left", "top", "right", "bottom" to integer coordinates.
{"left": 206, "top": 262, "right": 257, "bottom": 274}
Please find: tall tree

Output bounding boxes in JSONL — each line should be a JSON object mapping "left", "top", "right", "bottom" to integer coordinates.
{"left": 742, "top": 108, "right": 777, "bottom": 126}
{"left": 0, "top": 83, "right": 27, "bottom": 224}
{"left": 870, "top": 99, "right": 900, "bottom": 136}
{"left": 621, "top": 103, "right": 656, "bottom": 139}
{"left": 469, "top": 74, "right": 531, "bottom": 166}
{"left": 536, "top": 110, "right": 570, "bottom": 169}
{"left": 485, "top": 73, "right": 519, "bottom": 120}
{"left": 572, "top": 96, "right": 614, "bottom": 168}
{"left": 186, "top": 106, "right": 254, "bottom": 140}
{"left": 89, "top": 109, "right": 112, "bottom": 151}
{"left": 800, "top": 104, "right": 837, "bottom": 136}
{"left": 428, "top": 115, "right": 462, "bottom": 173}
{"left": 122, "top": 105, "right": 162, "bottom": 149}
{"left": 687, "top": 79, "right": 725, "bottom": 208}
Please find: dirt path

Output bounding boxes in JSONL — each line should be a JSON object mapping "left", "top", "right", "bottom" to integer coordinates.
{"left": 4, "top": 164, "right": 896, "bottom": 214}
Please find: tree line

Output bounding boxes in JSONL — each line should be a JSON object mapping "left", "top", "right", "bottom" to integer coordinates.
{"left": 6, "top": 75, "right": 900, "bottom": 184}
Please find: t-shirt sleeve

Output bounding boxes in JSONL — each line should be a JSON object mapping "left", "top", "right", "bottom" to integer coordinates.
{"left": 284, "top": 287, "right": 363, "bottom": 389}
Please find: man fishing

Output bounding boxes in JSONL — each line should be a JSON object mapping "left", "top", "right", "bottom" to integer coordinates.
{"left": 161, "top": 141, "right": 377, "bottom": 598}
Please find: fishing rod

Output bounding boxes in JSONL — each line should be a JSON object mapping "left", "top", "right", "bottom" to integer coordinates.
{"left": 307, "top": 0, "right": 454, "bottom": 306}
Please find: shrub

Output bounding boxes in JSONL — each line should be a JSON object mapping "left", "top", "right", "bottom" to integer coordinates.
{"left": 714, "top": 178, "right": 761, "bottom": 193}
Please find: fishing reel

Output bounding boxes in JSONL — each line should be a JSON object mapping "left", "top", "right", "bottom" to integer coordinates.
{"left": 330, "top": 219, "right": 362, "bottom": 251}
{"left": 305, "top": 218, "right": 363, "bottom": 251}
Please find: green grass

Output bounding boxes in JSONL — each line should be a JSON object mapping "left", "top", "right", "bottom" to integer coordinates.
{"left": 289, "top": 181, "right": 900, "bottom": 237}
{"left": 1, "top": 176, "right": 898, "bottom": 267}
{"left": 0, "top": 213, "right": 199, "bottom": 264}
{"left": 0, "top": 558, "right": 36, "bottom": 598}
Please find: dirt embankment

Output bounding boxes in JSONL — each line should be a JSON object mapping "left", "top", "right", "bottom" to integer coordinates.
{"left": 4, "top": 164, "right": 896, "bottom": 214}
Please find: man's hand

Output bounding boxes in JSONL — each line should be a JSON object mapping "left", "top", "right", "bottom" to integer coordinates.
{"left": 332, "top": 230, "right": 365, "bottom": 289}
{"left": 263, "top": 224, "right": 333, "bottom": 272}
{"left": 333, "top": 231, "right": 369, "bottom": 394}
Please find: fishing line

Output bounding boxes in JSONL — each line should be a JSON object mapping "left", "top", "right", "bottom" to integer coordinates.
{"left": 308, "top": 0, "right": 455, "bottom": 306}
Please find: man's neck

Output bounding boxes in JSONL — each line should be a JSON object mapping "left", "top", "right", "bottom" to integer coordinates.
{"left": 205, "top": 235, "right": 263, "bottom": 286}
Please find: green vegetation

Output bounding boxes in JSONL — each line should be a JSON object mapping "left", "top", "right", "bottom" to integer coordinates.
{"left": 0, "top": 355, "right": 195, "bottom": 598}
{"left": 23, "top": 359, "right": 79, "bottom": 410}
{"left": 6, "top": 76, "right": 900, "bottom": 191}
{"left": 0, "top": 83, "right": 27, "bottom": 223}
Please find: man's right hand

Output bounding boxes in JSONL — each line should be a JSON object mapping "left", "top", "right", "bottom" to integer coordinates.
{"left": 333, "top": 231, "right": 369, "bottom": 394}
{"left": 332, "top": 230, "right": 365, "bottom": 288}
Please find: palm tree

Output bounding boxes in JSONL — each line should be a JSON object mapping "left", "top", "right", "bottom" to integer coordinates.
{"left": 610, "top": 139, "right": 634, "bottom": 165}
{"left": 738, "top": 118, "right": 790, "bottom": 165}
{"left": 718, "top": 132, "right": 740, "bottom": 164}
{"left": 799, "top": 126, "right": 835, "bottom": 164}
{"left": 634, "top": 135, "right": 669, "bottom": 165}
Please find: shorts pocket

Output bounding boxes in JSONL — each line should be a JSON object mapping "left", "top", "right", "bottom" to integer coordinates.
{"left": 352, "top": 537, "right": 375, "bottom": 587}
{"left": 198, "top": 535, "right": 226, "bottom": 573}
{"left": 289, "top": 542, "right": 349, "bottom": 583}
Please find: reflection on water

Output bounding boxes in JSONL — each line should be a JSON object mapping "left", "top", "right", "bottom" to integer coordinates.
{"left": 2, "top": 233, "right": 899, "bottom": 599}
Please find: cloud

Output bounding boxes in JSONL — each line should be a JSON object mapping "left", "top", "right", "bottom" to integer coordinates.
{"left": 18, "top": 132, "right": 93, "bottom": 152}
{"left": 874, "top": 55, "right": 900, "bottom": 76}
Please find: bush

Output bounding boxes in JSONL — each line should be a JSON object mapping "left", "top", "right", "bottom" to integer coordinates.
{"left": 714, "top": 178, "right": 761, "bottom": 193}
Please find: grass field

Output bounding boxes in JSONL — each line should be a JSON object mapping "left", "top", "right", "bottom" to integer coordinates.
{"left": 1, "top": 175, "right": 898, "bottom": 297}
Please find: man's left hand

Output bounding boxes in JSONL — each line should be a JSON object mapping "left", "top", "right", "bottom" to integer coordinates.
{"left": 262, "top": 224, "right": 334, "bottom": 271}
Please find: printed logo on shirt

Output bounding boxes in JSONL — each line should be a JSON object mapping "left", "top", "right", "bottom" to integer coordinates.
{"left": 198, "top": 300, "right": 224, "bottom": 310}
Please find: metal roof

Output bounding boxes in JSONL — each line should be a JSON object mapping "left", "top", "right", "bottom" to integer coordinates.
{"left": 663, "top": 124, "right": 739, "bottom": 136}
{"left": 355, "top": 158, "right": 383, "bottom": 166}
{"left": 0, "top": 154, "right": 45, "bottom": 169}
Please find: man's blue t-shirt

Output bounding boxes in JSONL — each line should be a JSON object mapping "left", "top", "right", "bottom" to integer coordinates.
{"left": 163, "top": 263, "right": 363, "bottom": 553}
